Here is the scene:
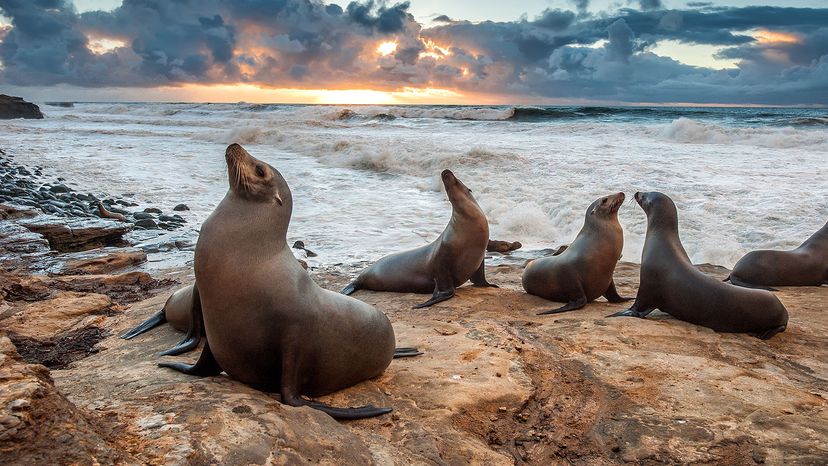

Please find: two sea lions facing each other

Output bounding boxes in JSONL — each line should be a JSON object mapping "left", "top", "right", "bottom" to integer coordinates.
{"left": 608, "top": 192, "right": 789, "bottom": 340}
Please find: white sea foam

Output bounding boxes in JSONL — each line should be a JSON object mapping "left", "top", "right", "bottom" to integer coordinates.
{"left": 5, "top": 103, "right": 826, "bottom": 269}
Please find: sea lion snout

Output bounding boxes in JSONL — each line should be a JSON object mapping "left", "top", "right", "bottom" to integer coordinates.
{"left": 441, "top": 169, "right": 456, "bottom": 184}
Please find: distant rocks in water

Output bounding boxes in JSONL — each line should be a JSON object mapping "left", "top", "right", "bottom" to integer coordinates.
{"left": 173, "top": 203, "right": 189, "bottom": 211}
{"left": 1, "top": 149, "right": 188, "bottom": 233}
{"left": 0, "top": 95, "right": 44, "bottom": 119}
{"left": 45, "top": 102, "right": 74, "bottom": 108}
{"left": 487, "top": 239, "right": 523, "bottom": 253}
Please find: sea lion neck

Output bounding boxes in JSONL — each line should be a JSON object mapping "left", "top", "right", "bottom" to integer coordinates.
{"left": 801, "top": 218, "right": 828, "bottom": 252}
{"left": 215, "top": 191, "right": 290, "bottom": 247}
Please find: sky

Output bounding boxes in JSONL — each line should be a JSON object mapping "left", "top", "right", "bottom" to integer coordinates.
{"left": 0, "top": 0, "right": 826, "bottom": 105}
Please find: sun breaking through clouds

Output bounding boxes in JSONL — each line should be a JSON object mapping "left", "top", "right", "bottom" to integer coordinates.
{"left": 0, "top": 1, "right": 826, "bottom": 105}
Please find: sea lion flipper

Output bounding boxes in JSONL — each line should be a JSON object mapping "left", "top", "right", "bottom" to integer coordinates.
{"left": 299, "top": 399, "right": 393, "bottom": 420}
{"left": 750, "top": 325, "right": 787, "bottom": 340}
{"left": 159, "top": 283, "right": 204, "bottom": 356}
{"left": 341, "top": 281, "right": 359, "bottom": 295}
{"left": 606, "top": 305, "right": 655, "bottom": 319}
{"left": 470, "top": 259, "right": 498, "bottom": 288}
{"left": 121, "top": 309, "right": 166, "bottom": 339}
{"left": 603, "top": 280, "right": 633, "bottom": 303}
{"left": 393, "top": 347, "right": 423, "bottom": 358}
{"left": 413, "top": 276, "right": 455, "bottom": 309}
{"left": 727, "top": 276, "right": 778, "bottom": 292}
{"left": 158, "top": 340, "right": 222, "bottom": 376}
{"left": 552, "top": 245, "right": 569, "bottom": 256}
{"left": 537, "top": 295, "right": 587, "bottom": 315}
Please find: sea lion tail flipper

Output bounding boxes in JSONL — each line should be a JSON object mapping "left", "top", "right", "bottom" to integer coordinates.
{"left": 341, "top": 281, "right": 359, "bottom": 295}
{"left": 727, "top": 276, "right": 778, "bottom": 292}
{"left": 603, "top": 280, "right": 633, "bottom": 303}
{"left": 552, "top": 245, "right": 568, "bottom": 256}
{"left": 159, "top": 283, "right": 205, "bottom": 356}
{"left": 723, "top": 274, "right": 731, "bottom": 283}
{"left": 537, "top": 295, "right": 588, "bottom": 315}
{"left": 470, "top": 259, "right": 498, "bottom": 288}
{"left": 121, "top": 309, "right": 166, "bottom": 339}
{"left": 393, "top": 347, "right": 423, "bottom": 358}
{"left": 158, "top": 340, "right": 222, "bottom": 376}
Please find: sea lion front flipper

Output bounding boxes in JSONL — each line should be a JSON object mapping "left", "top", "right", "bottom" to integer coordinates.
{"left": 727, "top": 276, "right": 778, "bottom": 292}
{"left": 606, "top": 304, "right": 655, "bottom": 319}
{"left": 413, "top": 277, "right": 455, "bottom": 309}
{"left": 470, "top": 259, "right": 498, "bottom": 288}
{"left": 121, "top": 309, "right": 166, "bottom": 339}
{"left": 393, "top": 347, "right": 423, "bottom": 358}
{"left": 159, "top": 283, "right": 204, "bottom": 356}
{"left": 603, "top": 280, "right": 633, "bottom": 303}
{"left": 537, "top": 295, "right": 587, "bottom": 315}
{"left": 158, "top": 340, "right": 222, "bottom": 376}
{"left": 280, "top": 348, "right": 391, "bottom": 420}
{"left": 750, "top": 325, "right": 787, "bottom": 340}
{"left": 552, "top": 245, "right": 569, "bottom": 256}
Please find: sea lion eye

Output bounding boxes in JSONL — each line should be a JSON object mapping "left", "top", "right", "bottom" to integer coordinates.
{"left": 255, "top": 166, "right": 265, "bottom": 177}
{"left": 601, "top": 198, "right": 608, "bottom": 204}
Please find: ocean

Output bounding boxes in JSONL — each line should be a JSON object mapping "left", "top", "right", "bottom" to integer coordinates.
{"left": 2, "top": 103, "right": 826, "bottom": 270}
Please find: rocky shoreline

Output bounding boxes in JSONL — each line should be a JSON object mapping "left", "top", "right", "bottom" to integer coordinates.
{"left": 1, "top": 152, "right": 827, "bottom": 464}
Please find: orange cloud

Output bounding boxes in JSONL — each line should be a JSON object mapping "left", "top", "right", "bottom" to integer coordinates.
{"left": 753, "top": 29, "right": 801, "bottom": 44}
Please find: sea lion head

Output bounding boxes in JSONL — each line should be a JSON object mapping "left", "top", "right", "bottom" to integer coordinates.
{"left": 588, "top": 192, "right": 625, "bottom": 221}
{"left": 225, "top": 143, "right": 291, "bottom": 210}
{"left": 635, "top": 191, "right": 678, "bottom": 230}
{"left": 442, "top": 169, "right": 480, "bottom": 215}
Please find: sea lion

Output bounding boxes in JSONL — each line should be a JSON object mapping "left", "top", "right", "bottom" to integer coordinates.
{"left": 522, "top": 192, "right": 629, "bottom": 314}
{"left": 608, "top": 192, "right": 788, "bottom": 339}
{"left": 487, "top": 239, "right": 522, "bottom": 253}
{"left": 160, "top": 143, "right": 417, "bottom": 419}
{"left": 725, "top": 219, "right": 828, "bottom": 289}
{"left": 121, "top": 283, "right": 204, "bottom": 356}
{"left": 96, "top": 201, "right": 126, "bottom": 221}
{"left": 342, "top": 169, "right": 496, "bottom": 308}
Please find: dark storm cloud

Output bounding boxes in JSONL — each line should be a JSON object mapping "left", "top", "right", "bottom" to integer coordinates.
{"left": 0, "top": 0, "right": 826, "bottom": 104}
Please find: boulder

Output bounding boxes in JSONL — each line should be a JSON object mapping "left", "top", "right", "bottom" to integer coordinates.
{"left": 19, "top": 216, "right": 131, "bottom": 252}
{"left": 0, "top": 95, "right": 43, "bottom": 120}
{"left": 0, "top": 336, "right": 132, "bottom": 463}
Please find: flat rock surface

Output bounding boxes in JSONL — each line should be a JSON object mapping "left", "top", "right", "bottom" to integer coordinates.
{"left": 46, "top": 263, "right": 828, "bottom": 465}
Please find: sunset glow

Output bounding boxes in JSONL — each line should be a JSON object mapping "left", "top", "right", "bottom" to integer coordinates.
{"left": 376, "top": 41, "right": 398, "bottom": 56}
{"left": 87, "top": 36, "right": 126, "bottom": 54}
{"left": 754, "top": 29, "right": 801, "bottom": 44}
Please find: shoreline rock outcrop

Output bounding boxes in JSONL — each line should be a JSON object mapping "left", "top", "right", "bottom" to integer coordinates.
{"left": 0, "top": 95, "right": 43, "bottom": 120}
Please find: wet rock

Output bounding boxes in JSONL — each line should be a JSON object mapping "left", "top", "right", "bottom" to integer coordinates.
{"left": 19, "top": 217, "right": 131, "bottom": 252}
{"left": 132, "top": 212, "right": 155, "bottom": 220}
{"left": 487, "top": 239, "right": 522, "bottom": 253}
{"left": 0, "top": 336, "right": 132, "bottom": 463}
{"left": 49, "top": 184, "right": 71, "bottom": 194}
{"left": 58, "top": 247, "right": 148, "bottom": 275}
{"left": 0, "top": 95, "right": 44, "bottom": 119}
{"left": 134, "top": 219, "right": 159, "bottom": 230}
{"left": 173, "top": 204, "right": 189, "bottom": 211}
{"left": 143, "top": 208, "right": 162, "bottom": 214}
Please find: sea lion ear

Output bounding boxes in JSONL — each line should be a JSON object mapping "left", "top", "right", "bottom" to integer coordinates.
{"left": 274, "top": 192, "right": 283, "bottom": 206}
{"left": 591, "top": 206, "right": 597, "bottom": 215}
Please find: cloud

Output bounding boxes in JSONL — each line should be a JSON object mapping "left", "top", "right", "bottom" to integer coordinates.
{"left": 0, "top": 0, "right": 826, "bottom": 104}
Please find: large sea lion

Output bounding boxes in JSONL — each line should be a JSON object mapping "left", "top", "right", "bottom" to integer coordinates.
{"left": 160, "top": 143, "right": 416, "bottom": 419}
{"left": 121, "top": 283, "right": 204, "bottom": 356}
{"left": 608, "top": 192, "right": 788, "bottom": 339}
{"left": 342, "top": 169, "right": 496, "bottom": 308}
{"left": 522, "top": 192, "right": 629, "bottom": 314}
{"left": 726, "top": 219, "right": 828, "bottom": 289}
